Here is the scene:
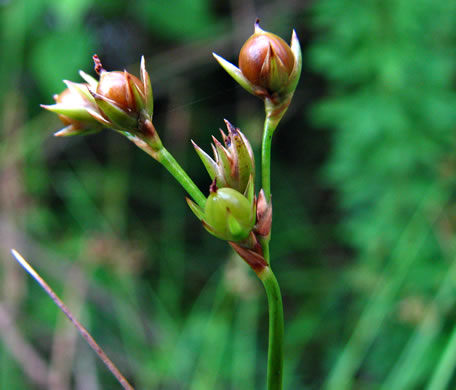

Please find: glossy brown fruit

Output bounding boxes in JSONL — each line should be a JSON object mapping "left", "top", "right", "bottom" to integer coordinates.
{"left": 239, "top": 31, "right": 294, "bottom": 90}
{"left": 96, "top": 71, "right": 144, "bottom": 111}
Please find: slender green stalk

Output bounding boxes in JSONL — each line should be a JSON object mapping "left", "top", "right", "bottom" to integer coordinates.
{"left": 259, "top": 98, "right": 289, "bottom": 390}
{"left": 126, "top": 127, "right": 206, "bottom": 208}
{"left": 261, "top": 98, "right": 291, "bottom": 200}
{"left": 259, "top": 266, "right": 284, "bottom": 390}
{"left": 426, "top": 322, "right": 456, "bottom": 390}
{"left": 157, "top": 147, "right": 207, "bottom": 208}
{"left": 260, "top": 236, "right": 271, "bottom": 264}
{"left": 261, "top": 120, "right": 274, "bottom": 201}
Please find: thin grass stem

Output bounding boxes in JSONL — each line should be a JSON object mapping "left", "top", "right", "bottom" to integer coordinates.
{"left": 10, "top": 249, "right": 135, "bottom": 390}
{"left": 259, "top": 267, "right": 284, "bottom": 390}
{"left": 426, "top": 322, "right": 456, "bottom": 390}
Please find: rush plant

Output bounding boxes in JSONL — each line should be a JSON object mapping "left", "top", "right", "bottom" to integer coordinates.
{"left": 18, "top": 20, "right": 301, "bottom": 390}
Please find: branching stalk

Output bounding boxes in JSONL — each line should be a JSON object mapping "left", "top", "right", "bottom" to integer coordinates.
{"left": 157, "top": 147, "right": 207, "bottom": 208}
{"left": 126, "top": 131, "right": 206, "bottom": 208}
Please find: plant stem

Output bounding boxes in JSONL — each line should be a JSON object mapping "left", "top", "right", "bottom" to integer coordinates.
{"left": 259, "top": 266, "right": 284, "bottom": 390}
{"left": 261, "top": 98, "right": 290, "bottom": 200}
{"left": 261, "top": 120, "right": 274, "bottom": 201}
{"left": 125, "top": 125, "right": 206, "bottom": 208}
{"left": 425, "top": 321, "right": 456, "bottom": 390}
{"left": 259, "top": 98, "right": 289, "bottom": 390}
{"left": 157, "top": 147, "right": 206, "bottom": 208}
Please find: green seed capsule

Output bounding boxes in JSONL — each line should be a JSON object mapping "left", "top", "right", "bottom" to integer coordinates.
{"left": 204, "top": 187, "right": 255, "bottom": 242}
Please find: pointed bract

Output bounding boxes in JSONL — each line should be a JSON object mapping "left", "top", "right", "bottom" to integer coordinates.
{"left": 54, "top": 125, "right": 102, "bottom": 137}
{"left": 127, "top": 72, "right": 145, "bottom": 112}
{"left": 213, "top": 137, "right": 233, "bottom": 184}
{"left": 212, "top": 53, "right": 263, "bottom": 97}
{"left": 63, "top": 80, "right": 94, "bottom": 102}
{"left": 192, "top": 140, "right": 218, "bottom": 181}
{"left": 78, "top": 70, "right": 98, "bottom": 88}
{"left": 245, "top": 175, "right": 255, "bottom": 203}
{"left": 90, "top": 90, "right": 138, "bottom": 130}
{"left": 255, "top": 189, "right": 272, "bottom": 236}
{"left": 41, "top": 104, "right": 96, "bottom": 123}
{"left": 287, "top": 29, "right": 302, "bottom": 95}
{"left": 229, "top": 242, "right": 268, "bottom": 273}
{"left": 186, "top": 197, "right": 205, "bottom": 221}
{"left": 192, "top": 120, "right": 254, "bottom": 194}
{"left": 41, "top": 80, "right": 105, "bottom": 136}
{"left": 140, "top": 56, "right": 154, "bottom": 118}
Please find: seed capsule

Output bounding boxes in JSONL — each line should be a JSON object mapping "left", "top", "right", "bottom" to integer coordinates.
{"left": 204, "top": 187, "right": 255, "bottom": 242}
{"left": 96, "top": 71, "right": 144, "bottom": 112}
{"left": 213, "top": 20, "right": 301, "bottom": 101}
{"left": 239, "top": 26, "right": 294, "bottom": 93}
{"left": 88, "top": 55, "right": 154, "bottom": 131}
{"left": 186, "top": 183, "right": 256, "bottom": 243}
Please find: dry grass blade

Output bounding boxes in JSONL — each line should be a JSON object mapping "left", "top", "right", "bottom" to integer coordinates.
{"left": 10, "top": 249, "right": 135, "bottom": 390}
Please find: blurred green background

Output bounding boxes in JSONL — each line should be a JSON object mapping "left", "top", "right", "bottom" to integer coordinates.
{"left": 1, "top": 0, "right": 456, "bottom": 389}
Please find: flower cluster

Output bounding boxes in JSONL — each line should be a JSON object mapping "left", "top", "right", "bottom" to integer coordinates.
{"left": 187, "top": 117, "right": 272, "bottom": 269}
{"left": 42, "top": 55, "right": 154, "bottom": 138}
{"left": 42, "top": 20, "right": 301, "bottom": 271}
{"left": 187, "top": 119, "right": 256, "bottom": 243}
{"left": 41, "top": 71, "right": 102, "bottom": 137}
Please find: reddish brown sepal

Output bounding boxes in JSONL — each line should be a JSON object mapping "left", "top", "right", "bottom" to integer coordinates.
{"left": 255, "top": 189, "right": 272, "bottom": 236}
{"left": 229, "top": 241, "right": 268, "bottom": 274}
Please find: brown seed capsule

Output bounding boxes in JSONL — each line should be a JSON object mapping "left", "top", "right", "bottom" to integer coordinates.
{"left": 213, "top": 20, "right": 301, "bottom": 104}
{"left": 96, "top": 71, "right": 144, "bottom": 111}
{"left": 239, "top": 23, "right": 294, "bottom": 93}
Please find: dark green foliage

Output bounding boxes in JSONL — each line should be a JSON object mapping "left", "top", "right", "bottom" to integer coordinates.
{"left": 133, "top": 0, "right": 227, "bottom": 41}
{"left": 310, "top": 0, "right": 456, "bottom": 388}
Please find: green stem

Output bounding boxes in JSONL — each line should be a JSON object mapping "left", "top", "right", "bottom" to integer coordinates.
{"left": 426, "top": 321, "right": 456, "bottom": 390}
{"left": 157, "top": 147, "right": 206, "bottom": 208}
{"left": 259, "top": 98, "right": 289, "bottom": 390}
{"left": 124, "top": 129, "right": 206, "bottom": 208}
{"left": 124, "top": 121, "right": 206, "bottom": 208}
{"left": 259, "top": 266, "right": 284, "bottom": 390}
{"left": 261, "top": 120, "right": 274, "bottom": 201}
{"left": 261, "top": 98, "right": 290, "bottom": 200}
